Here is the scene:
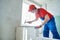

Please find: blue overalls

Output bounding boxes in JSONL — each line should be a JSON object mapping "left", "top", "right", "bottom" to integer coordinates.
{"left": 41, "top": 16, "right": 60, "bottom": 39}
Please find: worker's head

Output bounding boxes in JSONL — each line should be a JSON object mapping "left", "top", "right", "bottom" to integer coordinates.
{"left": 28, "top": 4, "right": 37, "bottom": 13}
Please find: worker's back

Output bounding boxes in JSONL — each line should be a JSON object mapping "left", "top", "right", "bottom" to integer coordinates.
{"left": 35, "top": 8, "right": 53, "bottom": 20}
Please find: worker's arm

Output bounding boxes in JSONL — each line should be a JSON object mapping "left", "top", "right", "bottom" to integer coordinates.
{"left": 41, "top": 14, "right": 50, "bottom": 26}
{"left": 26, "top": 18, "right": 38, "bottom": 24}
{"left": 35, "top": 14, "right": 50, "bottom": 28}
{"left": 31, "top": 18, "right": 38, "bottom": 22}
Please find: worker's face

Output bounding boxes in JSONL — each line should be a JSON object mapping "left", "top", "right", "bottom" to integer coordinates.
{"left": 31, "top": 9, "right": 36, "bottom": 13}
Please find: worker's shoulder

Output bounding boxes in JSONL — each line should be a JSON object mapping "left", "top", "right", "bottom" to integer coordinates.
{"left": 38, "top": 8, "right": 46, "bottom": 11}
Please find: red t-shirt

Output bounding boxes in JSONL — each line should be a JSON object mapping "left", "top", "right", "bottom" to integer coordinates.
{"left": 35, "top": 8, "right": 53, "bottom": 19}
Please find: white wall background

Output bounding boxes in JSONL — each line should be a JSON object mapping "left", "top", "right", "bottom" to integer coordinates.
{"left": 0, "top": 0, "right": 23, "bottom": 40}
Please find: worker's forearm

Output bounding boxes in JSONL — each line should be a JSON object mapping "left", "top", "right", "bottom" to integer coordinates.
{"left": 41, "top": 14, "right": 50, "bottom": 26}
{"left": 41, "top": 19, "right": 49, "bottom": 26}
{"left": 31, "top": 18, "right": 38, "bottom": 22}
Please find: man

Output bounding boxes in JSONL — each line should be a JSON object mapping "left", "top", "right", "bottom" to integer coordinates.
{"left": 26, "top": 4, "right": 60, "bottom": 39}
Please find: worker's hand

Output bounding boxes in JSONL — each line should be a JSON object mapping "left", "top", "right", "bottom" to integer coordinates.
{"left": 25, "top": 21, "right": 32, "bottom": 24}
{"left": 35, "top": 25, "right": 42, "bottom": 29}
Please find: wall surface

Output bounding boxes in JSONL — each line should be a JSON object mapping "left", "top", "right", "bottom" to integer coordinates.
{"left": 0, "top": 0, "right": 23, "bottom": 40}
{"left": 55, "top": 16, "right": 60, "bottom": 35}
